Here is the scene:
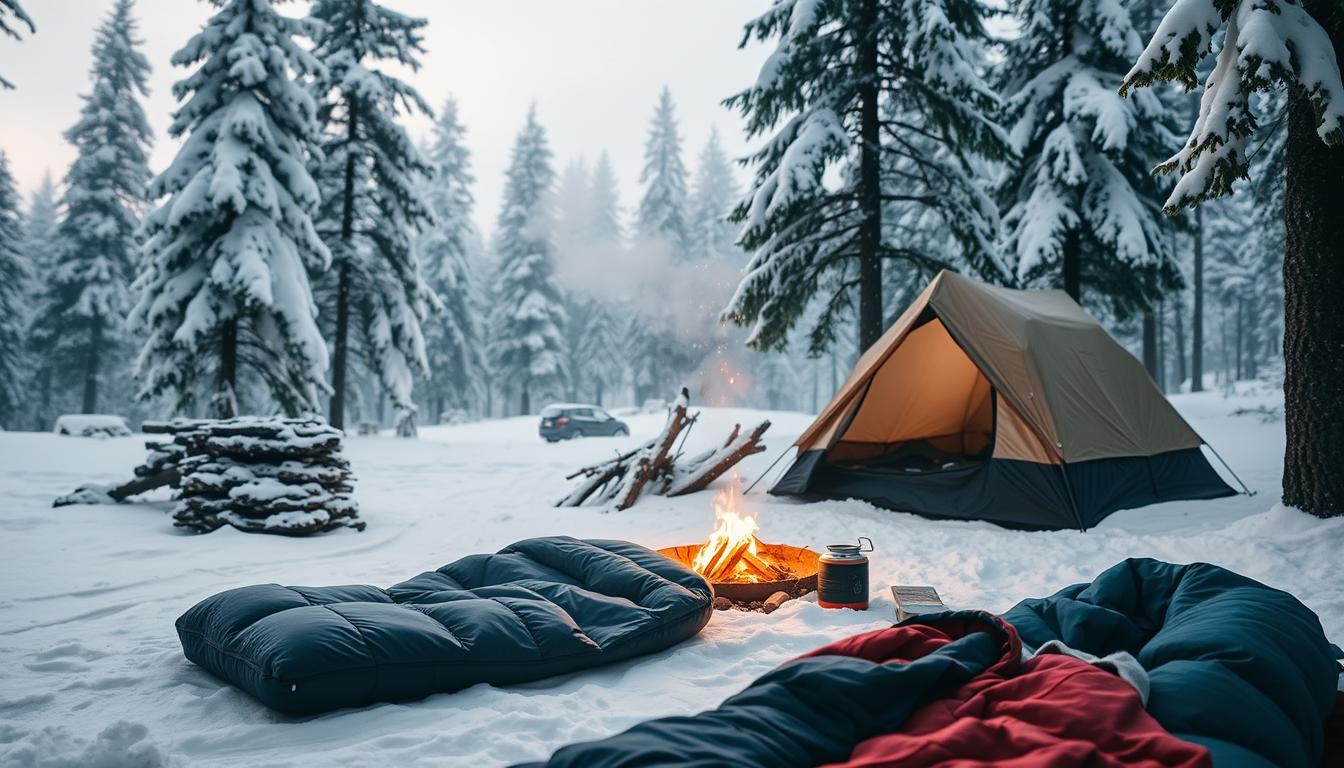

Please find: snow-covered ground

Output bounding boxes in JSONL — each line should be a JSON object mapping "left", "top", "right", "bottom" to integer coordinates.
{"left": 1, "top": 388, "right": 1341, "bottom": 766}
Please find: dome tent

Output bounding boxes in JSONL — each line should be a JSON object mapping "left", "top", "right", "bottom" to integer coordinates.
{"left": 772, "top": 271, "right": 1236, "bottom": 530}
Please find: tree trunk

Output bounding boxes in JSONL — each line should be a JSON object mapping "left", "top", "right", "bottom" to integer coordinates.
{"left": 595, "top": 378, "right": 604, "bottom": 406}
{"left": 1282, "top": 0, "right": 1344, "bottom": 517}
{"left": 1174, "top": 292, "right": 1188, "bottom": 390}
{"left": 216, "top": 318, "right": 238, "bottom": 419}
{"left": 1235, "top": 297, "right": 1244, "bottom": 381}
{"left": 1157, "top": 297, "right": 1167, "bottom": 391}
{"left": 855, "top": 0, "right": 883, "bottom": 353}
{"left": 1191, "top": 207, "right": 1205, "bottom": 391}
{"left": 329, "top": 102, "right": 361, "bottom": 431}
{"left": 82, "top": 317, "right": 103, "bottom": 413}
{"left": 1062, "top": 229, "right": 1082, "bottom": 302}
{"left": 1142, "top": 310, "right": 1158, "bottom": 383}
{"left": 520, "top": 382, "right": 530, "bottom": 416}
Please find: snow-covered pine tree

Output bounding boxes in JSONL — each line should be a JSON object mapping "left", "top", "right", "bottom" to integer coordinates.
{"left": 553, "top": 158, "right": 599, "bottom": 401}
{"left": 590, "top": 151, "right": 625, "bottom": 245}
{"left": 688, "top": 128, "right": 741, "bottom": 262}
{"left": 130, "top": 0, "right": 329, "bottom": 419}
{"left": 490, "top": 107, "right": 566, "bottom": 415}
{"left": 0, "top": 0, "right": 34, "bottom": 89}
{"left": 21, "top": 173, "right": 63, "bottom": 428}
{"left": 634, "top": 88, "right": 702, "bottom": 394}
{"left": 310, "top": 0, "right": 437, "bottom": 436}
{"left": 34, "top": 0, "right": 152, "bottom": 416}
{"left": 0, "top": 152, "right": 30, "bottom": 427}
{"left": 585, "top": 152, "right": 629, "bottom": 405}
{"left": 1000, "top": 0, "right": 1181, "bottom": 317}
{"left": 723, "top": 0, "right": 1010, "bottom": 354}
{"left": 420, "top": 96, "right": 485, "bottom": 422}
{"left": 636, "top": 87, "right": 692, "bottom": 257}
{"left": 1121, "top": 0, "right": 1343, "bottom": 516}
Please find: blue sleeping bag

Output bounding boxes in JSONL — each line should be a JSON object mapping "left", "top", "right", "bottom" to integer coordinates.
{"left": 520, "top": 558, "right": 1338, "bottom": 768}
{"left": 176, "top": 537, "right": 714, "bottom": 715}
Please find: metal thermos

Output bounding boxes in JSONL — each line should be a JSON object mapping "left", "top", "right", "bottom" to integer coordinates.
{"left": 818, "top": 537, "right": 873, "bottom": 609}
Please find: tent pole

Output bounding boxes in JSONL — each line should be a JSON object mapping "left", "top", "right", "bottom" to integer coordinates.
{"left": 745, "top": 446, "right": 795, "bottom": 494}
{"left": 1057, "top": 461, "right": 1087, "bottom": 532}
{"left": 1205, "top": 442, "right": 1255, "bottom": 496}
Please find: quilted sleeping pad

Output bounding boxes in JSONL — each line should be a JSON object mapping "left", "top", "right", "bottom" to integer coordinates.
{"left": 176, "top": 537, "right": 715, "bottom": 715}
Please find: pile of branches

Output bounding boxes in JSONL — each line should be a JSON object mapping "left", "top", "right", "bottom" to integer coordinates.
{"left": 557, "top": 388, "right": 770, "bottom": 510}
{"left": 55, "top": 417, "right": 363, "bottom": 536}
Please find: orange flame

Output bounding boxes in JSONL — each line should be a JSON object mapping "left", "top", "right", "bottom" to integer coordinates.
{"left": 690, "top": 477, "right": 762, "bottom": 583}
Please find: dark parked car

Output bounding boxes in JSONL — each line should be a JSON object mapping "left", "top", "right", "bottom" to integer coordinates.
{"left": 539, "top": 404, "right": 629, "bottom": 441}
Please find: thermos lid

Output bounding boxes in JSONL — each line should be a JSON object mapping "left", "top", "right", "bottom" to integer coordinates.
{"left": 824, "top": 537, "right": 874, "bottom": 557}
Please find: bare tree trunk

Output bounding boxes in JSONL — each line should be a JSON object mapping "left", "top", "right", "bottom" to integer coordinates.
{"left": 81, "top": 317, "right": 103, "bottom": 413}
{"left": 1062, "top": 229, "right": 1082, "bottom": 303}
{"left": 1142, "top": 310, "right": 1159, "bottom": 384}
{"left": 1157, "top": 297, "right": 1167, "bottom": 391}
{"left": 1235, "top": 297, "right": 1244, "bottom": 381}
{"left": 1174, "top": 292, "right": 1187, "bottom": 390}
{"left": 855, "top": 0, "right": 883, "bottom": 353}
{"left": 520, "top": 382, "right": 530, "bottom": 416}
{"left": 1282, "top": 0, "right": 1344, "bottom": 517}
{"left": 1191, "top": 207, "right": 1205, "bottom": 391}
{"left": 329, "top": 102, "right": 361, "bottom": 431}
{"left": 215, "top": 318, "right": 238, "bottom": 419}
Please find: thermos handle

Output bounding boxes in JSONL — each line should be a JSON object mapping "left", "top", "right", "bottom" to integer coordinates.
{"left": 858, "top": 536, "right": 874, "bottom": 552}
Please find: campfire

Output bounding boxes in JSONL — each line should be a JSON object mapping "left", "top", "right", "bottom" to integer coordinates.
{"left": 659, "top": 479, "right": 819, "bottom": 611}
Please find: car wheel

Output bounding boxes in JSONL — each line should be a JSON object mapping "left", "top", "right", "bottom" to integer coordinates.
{"left": 614, "top": 427, "right": 629, "bottom": 437}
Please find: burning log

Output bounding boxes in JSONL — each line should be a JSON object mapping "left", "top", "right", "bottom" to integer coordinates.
{"left": 555, "top": 388, "right": 770, "bottom": 511}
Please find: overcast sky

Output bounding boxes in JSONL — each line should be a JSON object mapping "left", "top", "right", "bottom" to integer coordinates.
{"left": 0, "top": 0, "right": 768, "bottom": 234}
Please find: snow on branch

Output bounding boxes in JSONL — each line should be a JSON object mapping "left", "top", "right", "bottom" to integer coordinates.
{"left": 1121, "top": 0, "right": 1344, "bottom": 210}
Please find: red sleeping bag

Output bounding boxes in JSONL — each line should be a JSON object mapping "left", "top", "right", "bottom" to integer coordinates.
{"left": 808, "top": 617, "right": 1210, "bottom": 767}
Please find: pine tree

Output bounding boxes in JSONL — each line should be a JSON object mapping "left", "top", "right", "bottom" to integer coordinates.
{"left": 723, "top": 0, "right": 1010, "bottom": 354}
{"left": 590, "top": 151, "right": 625, "bottom": 245}
{"left": 490, "top": 107, "right": 566, "bottom": 415}
{"left": 420, "top": 97, "right": 485, "bottom": 421}
{"left": 0, "top": 0, "right": 34, "bottom": 90}
{"left": 0, "top": 152, "right": 29, "bottom": 426}
{"left": 310, "top": 0, "right": 437, "bottom": 435}
{"left": 585, "top": 152, "right": 629, "bottom": 405}
{"left": 34, "top": 0, "right": 152, "bottom": 416}
{"left": 688, "top": 128, "right": 741, "bottom": 261}
{"left": 1000, "top": 0, "right": 1181, "bottom": 317}
{"left": 1122, "top": 0, "right": 1344, "bottom": 516}
{"left": 130, "top": 0, "right": 329, "bottom": 418}
{"left": 21, "top": 173, "right": 62, "bottom": 428}
{"left": 636, "top": 87, "right": 691, "bottom": 257}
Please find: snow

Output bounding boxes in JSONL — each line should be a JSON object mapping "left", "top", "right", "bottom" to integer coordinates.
{"left": 3, "top": 389, "right": 1342, "bottom": 765}
{"left": 51, "top": 413, "right": 133, "bottom": 438}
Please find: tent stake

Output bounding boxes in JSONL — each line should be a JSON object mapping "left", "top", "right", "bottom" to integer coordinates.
{"left": 1205, "top": 442, "right": 1255, "bottom": 496}
{"left": 744, "top": 446, "right": 794, "bottom": 494}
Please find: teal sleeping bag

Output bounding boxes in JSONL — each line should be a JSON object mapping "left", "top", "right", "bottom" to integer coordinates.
{"left": 1004, "top": 558, "right": 1338, "bottom": 767}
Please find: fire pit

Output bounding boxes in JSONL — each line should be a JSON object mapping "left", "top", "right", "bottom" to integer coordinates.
{"left": 658, "top": 479, "right": 819, "bottom": 609}
{"left": 658, "top": 541, "right": 819, "bottom": 603}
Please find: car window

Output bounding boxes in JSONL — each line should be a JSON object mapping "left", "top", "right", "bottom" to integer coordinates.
{"left": 573, "top": 408, "right": 592, "bottom": 418}
{"left": 593, "top": 409, "right": 612, "bottom": 420}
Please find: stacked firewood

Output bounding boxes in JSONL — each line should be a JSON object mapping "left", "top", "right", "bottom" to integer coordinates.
{"left": 55, "top": 417, "right": 363, "bottom": 536}
{"left": 556, "top": 388, "right": 770, "bottom": 510}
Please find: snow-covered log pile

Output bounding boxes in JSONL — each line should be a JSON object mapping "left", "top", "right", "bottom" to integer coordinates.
{"left": 54, "top": 417, "right": 363, "bottom": 536}
{"left": 557, "top": 388, "right": 770, "bottom": 510}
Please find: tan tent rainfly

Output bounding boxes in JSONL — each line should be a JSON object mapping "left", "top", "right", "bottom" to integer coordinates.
{"left": 772, "top": 271, "right": 1235, "bottom": 530}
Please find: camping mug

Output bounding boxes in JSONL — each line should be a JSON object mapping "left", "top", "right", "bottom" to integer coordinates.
{"left": 818, "top": 537, "right": 873, "bottom": 610}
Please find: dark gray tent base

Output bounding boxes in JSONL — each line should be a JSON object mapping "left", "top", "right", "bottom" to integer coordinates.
{"left": 771, "top": 447, "right": 1235, "bottom": 531}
